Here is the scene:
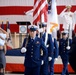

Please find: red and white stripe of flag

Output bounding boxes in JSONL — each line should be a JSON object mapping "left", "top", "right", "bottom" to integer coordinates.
{"left": 33, "top": 0, "right": 48, "bottom": 24}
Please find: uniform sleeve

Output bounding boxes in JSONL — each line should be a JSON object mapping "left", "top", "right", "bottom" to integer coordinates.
{"left": 59, "top": 39, "right": 61, "bottom": 55}
{"left": 48, "top": 34, "right": 53, "bottom": 57}
{"left": 59, "top": 8, "right": 66, "bottom": 17}
{"left": 41, "top": 39, "right": 48, "bottom": 61}
{"left": 54, "top": 39, "right": 59, "bottom": 58}
{"left": 0, "top": 33, "right": 6, "bottom": 39}
{"left": 69, "top": 39, "right": 72, "bottom": 46}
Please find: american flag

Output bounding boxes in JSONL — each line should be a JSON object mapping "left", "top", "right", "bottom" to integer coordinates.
{"left": 33, "top": 0, "right": 48, "bottom": 24}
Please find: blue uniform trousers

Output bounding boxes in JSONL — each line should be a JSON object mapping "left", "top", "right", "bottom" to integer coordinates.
{"left": 61, "top": 57, "right": 69, "bottom": 75}
{"left": 24, "top": 66, "right": 40, "bottom": 75}
{"left": 49, "top": 57, "right": 54, "bottom": 75}
{"left": 40, "top": 58, "right": 48, "bottom": 75}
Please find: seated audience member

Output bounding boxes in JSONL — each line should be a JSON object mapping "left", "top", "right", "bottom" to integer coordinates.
{"left": 0, "top": 27, "right": 8, "bottom": 74}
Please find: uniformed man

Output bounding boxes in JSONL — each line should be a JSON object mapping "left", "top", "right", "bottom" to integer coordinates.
{"left": 59, "top": 5, "right": 75, "bottom": 39}
{"left": 21, "top": 25, "right": 48, "bottom": 75}
{"left": 39, "top": 22, "right": 53, "bottom": 75}
{"left": 49, "top": 37, "right": 59, "bottom": 75}
{"left": 59, "top": 31, "right": 72, "bottom": 75}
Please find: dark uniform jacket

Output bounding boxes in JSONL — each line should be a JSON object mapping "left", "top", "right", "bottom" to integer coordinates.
{"left": 52, "top": 38, "right": 59, "bottom": 58}
{"left": 59, "top": 38, "right": 72, "bottom": 59}
{"left": 42, "top": 33, "right": 53, "bottom": 57}
{"left": 22, "top": 36, "right": 48, "bottom": 67}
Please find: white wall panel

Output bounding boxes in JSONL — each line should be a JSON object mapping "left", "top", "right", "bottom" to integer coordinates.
{"left": 0, "top": 0, "right": 34, "bottom": 6}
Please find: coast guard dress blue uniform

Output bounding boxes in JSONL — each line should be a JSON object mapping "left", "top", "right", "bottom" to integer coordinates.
{"left": 40, "top": 23, "right": 53, "bottom": 75}
{"left": 49, "top": 38, "right": 59, "bottom": 75}
{"left": 22, "top": 25, "right": 48, "bottom": 75}
{"left": 59, "top": 31, "right": 72, "bottom": 75}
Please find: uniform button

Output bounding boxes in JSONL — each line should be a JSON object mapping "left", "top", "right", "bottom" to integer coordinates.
{"left": 31, "top": 55, "right": 33, "bottom": 57}
{"left": 32, "top": 46, "right": 33, "bottom": 47}
{"left": 64, "top": 51, "right": 65, "bottom": 52}
{"left": 38, "top": 58, "right": 40, "bottom": 60}
{"left": 53, "top": 47, "right": 55, "bottom": 49}
{"left": 31, "top": 52, "right": 33, "bottom": 54}
{"left": 32, "top": 49, "right": 33, "bottom": 50}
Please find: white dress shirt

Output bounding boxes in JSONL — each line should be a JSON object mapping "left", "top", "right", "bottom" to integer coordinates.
{"left": 0, "top": 33, "right": 6, "bottom": 46}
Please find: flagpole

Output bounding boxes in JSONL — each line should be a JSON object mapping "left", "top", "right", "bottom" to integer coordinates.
{"left": 67, "top": 24, "right": 70, "bottom": 46}
{"left": 14, "top": 32, "right": 16, "bottom": 48}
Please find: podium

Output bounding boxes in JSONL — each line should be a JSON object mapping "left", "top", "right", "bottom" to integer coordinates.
{"left": 16, "top": 21, "right": 31, "bottom": 47}
{"left": 17, "top": 21, "right": 31, "bottom": 33}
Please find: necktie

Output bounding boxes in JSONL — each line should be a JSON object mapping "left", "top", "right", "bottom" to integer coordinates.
{"left": 31, "top": 39, "right": 34, "bottom": 42}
